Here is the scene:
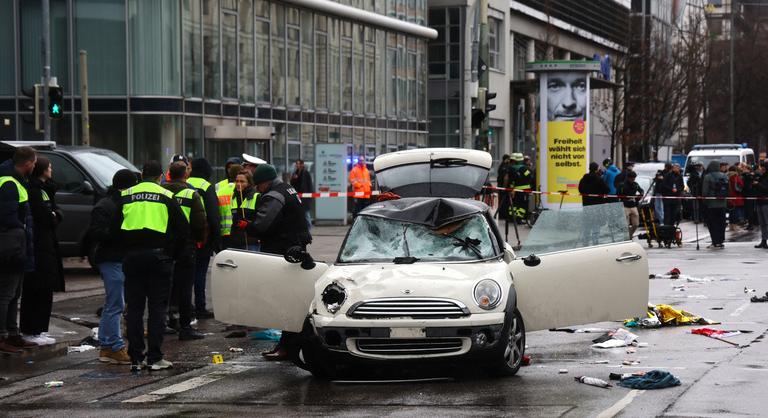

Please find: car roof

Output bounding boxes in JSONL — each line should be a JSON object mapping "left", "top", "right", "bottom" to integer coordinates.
{"left": 358, "top": 197, "right": 488, "bottom": 228}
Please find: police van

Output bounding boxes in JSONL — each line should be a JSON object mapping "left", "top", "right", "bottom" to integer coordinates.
{"left": 684, "top": 144, "right": 755, "bottom": 180}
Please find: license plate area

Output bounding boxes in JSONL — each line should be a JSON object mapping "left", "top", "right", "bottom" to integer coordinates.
{"left": 389, "top": 327, "right": 426, "bottom": 338}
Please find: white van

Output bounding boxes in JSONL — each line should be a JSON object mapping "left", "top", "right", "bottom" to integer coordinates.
{"left": 684, "top": 144, "right": 755, "bottom": 178}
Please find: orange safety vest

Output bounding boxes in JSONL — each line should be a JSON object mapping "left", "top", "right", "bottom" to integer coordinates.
{"left": 349, "top": 164, "right": 372, "bottom": 197}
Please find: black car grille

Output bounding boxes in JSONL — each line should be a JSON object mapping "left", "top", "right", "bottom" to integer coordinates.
{"left": 347, "top": 298, "right": 470, "bottom": 319}
{"left": 355, "top": 338, "right": 465, "bottom": 356}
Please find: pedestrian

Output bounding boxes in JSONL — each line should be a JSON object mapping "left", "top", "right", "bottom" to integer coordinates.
{"left": 687, "top": 162, "right": 705, "bottom": 223}
{"left": 613, "top": 162, "right": 634, "bottom": 190}
{"left": 85, "top": 169, "right": 137, "bottom": 364}
{"left": 601, "top": 159, "right": 620, "bottom": 202}
{"left": 0, "top": 146, "right": 37, "bottom": 354}
{"left": 290, "top": 159, "right": 314, "bottom": 230}
{"left": 237, "top": 164, "right": 312, "bottom": 361}
{"left": 215, "top": 157, "right": 241, "bottom": 253}
{"left": 618, "top": 171, "right": 644, "bottom": 240}
{"left": 752, "top": 161, "right": 768, "bottom": 249}
{"left": 579, "top": 162, "right": 610, "bottom": 206}
{"left": 349, "top": 156, "right": 372, "bottom": 217}
{"left": 241, "top": 153, "right": 266, "bottom": 176}
{"left": 652, "top": 170, "right": 665, "bottom": 224}
{"left": 163, "top": 161, "right": 207, "bottom": 340}
{"left": 230, "top": 170, "right": 260, "bottom": 251}
{"left": 701, "top": 161, "right": 728, "bottom": 249}
{"left": 496, "top": 154, "right": 512, "bottom": 220}
{"left": 188, "top": 158, "right": 220, "bottom": 320}
{"left": 118, "top": 161, "right": 188, "bottom": 371}
{"left": 742, "top": 163, "right": 758, "bottom": 230}
{"left": 727, "top": 165, "right": 744, "bottom": 231}
{"left": 660, "top": 164, "right": 684, "bottom": 225}
{"left": 162, "top": 155, "right": 189, "bottom": 184}
{"left": 512, "top": 153, "right": 533, "bottom": 223}
{"left": 19, "top": 157, "right": 64, "bottom": 346}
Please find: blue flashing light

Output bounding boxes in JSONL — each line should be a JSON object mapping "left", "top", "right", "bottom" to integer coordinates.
{"left": 346, "top": 157, "right": 352, "bottom": 164}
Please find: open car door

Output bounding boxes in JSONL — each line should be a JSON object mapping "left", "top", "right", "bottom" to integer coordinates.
{"left": 212, "top": 250, "right": 329, "bottom": 332}
{"left": 508, "top": 203, "right": 649, "bottom": 331}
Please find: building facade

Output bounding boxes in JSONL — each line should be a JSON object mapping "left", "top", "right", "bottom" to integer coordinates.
{"left": 0, "top": 0, "right": 432, "bottom": 176}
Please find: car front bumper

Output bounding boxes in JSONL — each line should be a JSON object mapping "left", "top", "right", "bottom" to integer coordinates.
{"left": 311, "top": 312, "right": 506, "bottom": 360}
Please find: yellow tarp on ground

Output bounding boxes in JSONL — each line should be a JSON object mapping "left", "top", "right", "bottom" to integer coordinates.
{"left": 624, "top": 304, "right": 720, "bottom": 327}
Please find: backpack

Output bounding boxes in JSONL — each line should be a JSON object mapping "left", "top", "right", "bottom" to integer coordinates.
{"left": 714, "top": 176, "right": 729, "bottom": 199}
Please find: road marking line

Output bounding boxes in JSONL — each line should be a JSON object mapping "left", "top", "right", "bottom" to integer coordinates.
{"left": 122, "top": 365, "right": 252, "bottom": 403}
{"left": 596, "top": 389, "right": 644, "bottom": 418}
{"left": 731, "top": 302, "right": 751, "bottom": 317}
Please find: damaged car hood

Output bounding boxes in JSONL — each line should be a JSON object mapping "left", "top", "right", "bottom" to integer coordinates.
{"left": 358, "top": 197, "right": 488, "bottom": 228}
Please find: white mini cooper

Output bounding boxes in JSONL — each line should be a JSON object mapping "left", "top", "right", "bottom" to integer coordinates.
{"left": 212, "top": 148, "right": 649, "bottom": 378}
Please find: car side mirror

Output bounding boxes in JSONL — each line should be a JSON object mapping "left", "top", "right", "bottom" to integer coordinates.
{"left": 82, "top": 180, "right": 95, "bottom": 195}
{"left": 523, "top": 254, "right": 541, "bottom": 267}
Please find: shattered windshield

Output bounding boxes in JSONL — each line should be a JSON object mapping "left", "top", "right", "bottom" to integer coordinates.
{"left": 339, "top": 214, "right": 498, "bottom": 263}
{"left": 521, "top": 202, "right": 629, "bottom": 254}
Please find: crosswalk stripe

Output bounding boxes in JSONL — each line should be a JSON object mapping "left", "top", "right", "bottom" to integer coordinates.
{"left": 122, "top": 365, "right": 252, "bottom": 403}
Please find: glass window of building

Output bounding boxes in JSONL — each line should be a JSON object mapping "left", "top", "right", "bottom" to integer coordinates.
{"left": 315, "top": 16, "right": 328, "bottom": 110}
{"left": 489, "top": 17, "right": 501, "bottom": 71}
{"left": 407, "top": 50, "right": 416, "bottom": 119}
{"left": 427, "top": 8, "right": 460, "bottom": 81}
{"left": 203, "top": 0, "right": 220, "bottom": 99}
{"left": 271, "top": 3, "right": 286, "bottom": 107}
{"left": 286, "top": 8, "right": 300, "bottom": 107}
{"left": 364, "top": 29, "right": 375, "bottom": 115}
{"left": 397, "top": 35, "right": 406, "bottom": 119}
{"left": 222, "top": 11, "right": 238, "bottom": 99}
{"left": 328, "top": 18, "right": 340, "bottom": 113}
{"left": 183, "top": 0, "right": 203, "bottom": 97}
{"left": 74, "top": 0, "right": 126, "bottom": 95}
{"left": 353, "top": 24, "right": 364, "bottom": 114}
{"left": 341, "top": 32, "right": 352, "bottom": 112}
{"left": 254, "top": 0, "right": 268, "bottom": 17}
{"left": 132, "top": 115, "right": 182, "bottom": 164}
{"left": 185, "top": 116, "right": 203, "bottom": 158}
{"left": 255, "top": 18, "right": 270, "bottom": 102}
{"left": 130, "top": 0, "right": 181, "bottom": 95}
{"left": 375, "top": 30, "right": 385, "bottom": 117}
{"left": 513, "top": 35, "right": 528, "bottom": 81}
{"left": 386, "top": 33, "right": 397, "bottom": 117}
{"left": 417, "top": 39, "right": 426, "bottom": 120}
{"left": 273, "top": 122, "right": 286, "bottom": 174}
{"left": 20, "top": 0, "right": 69, "bottom": 93}
{"left": 301, "top": 125, "right": 314, "bottom": 164}
{"left": 81, "top": 114, "right": 128, "bottom": 157}
{"left": 0, "top": 0, "right": 13, "bottom": 95}
{"left": 239, "top": 0, "right": 254, "bottom": 103}
{"left": 301, "top": 11, "right": 314, "bottom": 109}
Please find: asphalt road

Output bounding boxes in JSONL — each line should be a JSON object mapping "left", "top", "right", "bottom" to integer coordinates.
{"left": 0, "top": 223, "right": 766, "bottom": 417}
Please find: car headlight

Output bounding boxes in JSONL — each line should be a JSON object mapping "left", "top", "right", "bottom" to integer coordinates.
{"left": 321, "top": 283, "right": 346, "bottom": 314}
{"left": 473, "top": 279, "right": 502, "bottom": 310}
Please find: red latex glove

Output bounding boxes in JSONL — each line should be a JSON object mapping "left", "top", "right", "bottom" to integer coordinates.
{"left": 236, "top": 220, "right": 250, "bottom": 230}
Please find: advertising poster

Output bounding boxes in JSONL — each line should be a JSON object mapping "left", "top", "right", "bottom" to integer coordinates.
{"left": 538, "top": 70, "right": 591, "bottom": 207}
{"left": 314, "top": 144, "right": 348, "bottom": 223}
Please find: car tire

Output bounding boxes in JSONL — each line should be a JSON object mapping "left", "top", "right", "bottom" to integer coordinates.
{"left": 488, "top": 308, "right": 526, "bottom": 377}
{"left": 293, "top": 321, "right": 339, "bottom": 379}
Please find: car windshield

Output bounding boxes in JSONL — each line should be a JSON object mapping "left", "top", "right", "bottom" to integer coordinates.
{"left": 521, "top": 202, "right": 629, "bottom": 254}
{"left": 685, "top": 155, "right": 740, "bottom": 176}
{"left": 339, "top": 214, "right": 498, "bottom": 263}
{"left": 71, "top": 150, "right": 139, "bottom": 189}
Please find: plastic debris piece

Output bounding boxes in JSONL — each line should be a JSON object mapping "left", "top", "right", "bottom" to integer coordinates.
{"left": 228, "top": 347, "right": 244, "bottom": 353}
{"left": 44, "top": 381, "right": 64, "bottom": 388}
{"left": 559, "top": 369, "right": 568, "bottom": 374}
{"left": 667, "top": 268, "right": 681, "bottom": 278}
{"left": 521, "top": 355, "right": 531, "bottom": 366}
{"left": 636, "top": 342, "right": 649, "bottom": 348}
{"left": 249, "top": 329, "right": 282, "bottom": 341}
{"left": 622, "top": 360, "right": 641, "bottom": 366}
{"left": 750, "top": 292, "right": 768, "bottom": 303}
{"left": 575, "top": 376, "right": 612, "bottom": 388}
{"left": 686, "top": 277, "right": 712, "bottom": 283}
{"left": 610, "top": 371, "right": 646, "bottom": 380}
{"left": 744, "top": 287, "right": 756, "bottom": 294}
{"left": 69, "top": 317, "right": 81, "bottom": 321}
{"left": 91, "top": 327, "right": 99, "bottom": 339}
{"left": 710, "top": 307, "right": 724, "bottom": 310}
{"left": 67, "top": 345, "right": 96, "bottom": 353}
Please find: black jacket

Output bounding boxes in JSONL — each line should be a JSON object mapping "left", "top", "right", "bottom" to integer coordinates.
{"left": 85, "top": 189, "right": 124, "bottom": 264}
{"left": 618, "top": 180, "right": 644, "bottom": 208}
{"left": 754, "top": 171, "right": 768, "bottom": 206}
{"left": 188, "top": 170, "right": 221, "bottom": 256}
{"left": 290, "top": 169, "right": 314, "bottom": 212}
{"left": 687, "top": 170, "right": 704, "bottom": 197}
{"left": 245, "top": 179, "right": 311, "bottom": 255}
{"left": 229, "top": 187, "right": 259, "bottom": 249}
{"left": 0, "top": 159, "right": 35, "bottom": 271}
{"left": 579, "top": 172, "right": 610, "bottom": 206}
{"left": 26, "top": 178, "right": 65, "bottom": 291}
{"left": 659, "top": 171, "right": 684, "bottom": 197}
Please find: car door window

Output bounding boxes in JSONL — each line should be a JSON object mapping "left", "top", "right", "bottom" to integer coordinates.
{"left": 521, "top": 202, "right": 629, "bottom": 254}
{"left": 44, "top": 153, "right": 87, "bottom": 193}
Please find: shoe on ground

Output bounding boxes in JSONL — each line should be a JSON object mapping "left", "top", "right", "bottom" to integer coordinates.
{"left": 755, "top": 242, "right": 768, "bottom": 249}
{"left": 144, "top": 359, "right": 173, "bottom": 371}
{"left": 6, "top": 335, "right": 38, "bottom": 348}
{"left": 164, "top": 326, "right": 178, "bottom": 335}
{"left": 178, "top": 327, "right": 205, "bottom": 341}
{"left": 261, "top": 345, "right": 280, "bottom": 357}
{"left": 195, "top": 310, "right": 215, "bottom": 319}
{"left": 99, "top": 347, "right": 131, "bottom": 364}
{"left": 24, "top": 334, "right": 55, "bottom": 345}
{"left": 263, "top": 348, "right": 290, "bottom": 361}
{"left": 714, "top": 244, "right": 725, "bottom": 249}
{"left": 130, "top": 363, "right": 142, "bottom": 373}
{"left": 0, "top": 338, "right": 22, "bottom": 354}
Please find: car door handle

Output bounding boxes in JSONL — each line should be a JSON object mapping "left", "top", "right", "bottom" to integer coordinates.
{"left": 616, "top": 254, "right": 642, "bottom": 262}
{"left": 216, "top": 260, "right": 238, "bottom": 268}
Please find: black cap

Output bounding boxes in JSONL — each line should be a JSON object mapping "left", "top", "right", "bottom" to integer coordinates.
{"left": 589, "top": 162, "right": 600, "bottom": 172}
{"left": 112, "top": 169, "right": 138, "bottom": 190}
{"left": 603, "top": 158, "right": 612, "bottom": 167}
{"left": 225, "top": 157, "right": 242, "bottom": 166}
{"left": 142, "top": 160, "right": 163, "bottom": 178}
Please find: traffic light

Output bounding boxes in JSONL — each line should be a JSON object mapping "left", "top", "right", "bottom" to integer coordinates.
{"left": 485, "top": 91, "right": 497, "bottom": 113}
{"left": 471, "top": 88, "right": 487, "bottom": 130}
{"left": 48, "top": 86, "right": 64, "bottom": 119}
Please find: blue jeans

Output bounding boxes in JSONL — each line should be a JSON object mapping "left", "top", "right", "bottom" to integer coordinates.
{"left": 98, "top": 262, "right": 125, "bottom": 351}
{"left": 654, "top": 196, "right": 665, "bottom": 224}
{"left": 304, "top": 209, "right": 312, "bottom": 231}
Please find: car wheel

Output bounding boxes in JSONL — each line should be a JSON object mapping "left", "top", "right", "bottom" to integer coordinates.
{"left": 489, "top": 309, "right": 526, "bottom": 377}
{"left": 294, "top": 339, "right": 339, "bottom": 380}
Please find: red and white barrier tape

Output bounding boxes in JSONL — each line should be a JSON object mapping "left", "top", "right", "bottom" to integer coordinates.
{"left": 298, "top": 191, "right": 381, "bottom": 198}
{"left": 482, "top": 185, "right": 768, "bottom": 201}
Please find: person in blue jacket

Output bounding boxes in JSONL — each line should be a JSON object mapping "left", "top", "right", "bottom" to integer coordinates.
{"left": 601, "top": 159, "right": 621, "bottom": 202}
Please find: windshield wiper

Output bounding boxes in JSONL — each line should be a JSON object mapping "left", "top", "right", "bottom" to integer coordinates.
{"left": 446, "top": 234, "right": 484, "bottom": 259}
{"left": 393, "top": 256, "right": 420, "bottom": 264}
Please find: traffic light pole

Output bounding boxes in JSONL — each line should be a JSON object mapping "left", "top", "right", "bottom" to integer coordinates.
{"left": 478, "top": 0, "right": 489, "bottom": 151}
{"left": 42, "top": 0, "right": 51, "bottom": 141}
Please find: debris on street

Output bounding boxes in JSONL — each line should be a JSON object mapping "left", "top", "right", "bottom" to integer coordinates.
{"left": 225, "top": 330, "right": 247, "bottom": 338}
{"left": 549, "top": 327, "right": 613, "bottom": 333}
{"left": 44, "top": 381, "right": 64, "bottom": 388}
{"left": 592, "top": 328, "right": 639, "bottom": 349}
{"left": 609, "top": 371, "right": 645, "bottom": 381}
{"left": 625, "top": 304, "right": 720, "bottom": 328}
{"left": 67, "top": 345, "right": 96, "bottom": 353}
{"left": 521, "top": 355, "right": 531, "bottom": 366}
{"left": 559, "top": 369, "right": 568, "bottom": 374}
{"left": 622, "top": 360, "right": 641, "bottom": 366}
{"left": 744, "top": 287, "right": 756, "bottom": 293}
{"left": 667, "top": 268, "right": 681, "bottom": 278}
{"left": 575, "top": 376, "right": 612, "bottom": 388}
{"left": 750, "top": 292, "right": 768, "bottom": 303}
{"left": 616, "top": 370, "right": 681, "bottom": 389}
{"left": 249, "top": 329, "right": 282, "bottom": 341}
{"left": 228, "top": 347, "right": 244, "bottom": 353}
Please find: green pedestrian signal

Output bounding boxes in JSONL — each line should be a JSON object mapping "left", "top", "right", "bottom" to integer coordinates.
{"left": 48, "top": 86, "right": 64, "bottom": 119}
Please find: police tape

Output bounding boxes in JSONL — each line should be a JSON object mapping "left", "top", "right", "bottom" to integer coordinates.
{"left": 298, "top": 191, "right": 381, "bottom": 199}
{"left": 482, "top": 185, "right": 768, "bottom": 201}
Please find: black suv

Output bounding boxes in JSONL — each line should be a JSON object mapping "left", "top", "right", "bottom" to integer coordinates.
{"left": 0, "top": 141, "right": 139, "bottom": 264}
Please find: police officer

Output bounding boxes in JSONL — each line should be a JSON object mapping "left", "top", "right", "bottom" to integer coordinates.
{"left": 118, "top": 161, "right": 188, "bottom": 371}
{"left": 236, "top": 164, "right": 311, "bottom": 361}
{"left": 188, "top": 158, "right": 220, "bottom": 319}
{"left": 215, "top": 158, "right": 241, "bottom": 253}
{"left": 163, "top": 161, "right": 207, "bottom": 340}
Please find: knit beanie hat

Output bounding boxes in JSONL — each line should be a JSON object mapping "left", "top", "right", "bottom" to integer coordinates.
{"left": 252, "top": 164, "right": 278, "bottom": 184}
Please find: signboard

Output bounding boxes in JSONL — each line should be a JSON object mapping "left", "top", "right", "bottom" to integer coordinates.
{"left": 537, "top": 68, "right": 592, "bottom": 208}
{"left": 314, "top": 144, "right": 348, "bottom": 223}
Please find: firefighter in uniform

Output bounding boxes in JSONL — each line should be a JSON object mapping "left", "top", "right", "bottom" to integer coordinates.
{"left": 118, "top": 161, "right": 188, "bottom": 371}
{"left": 236, "top": 164, "right": 312, "bottom": 361}
{"left": 513, "top": 154, "right": 534, "bottom": 223}
{"left": 163, "top": 161, "right": 207, "bottom": 339}
{"left": 188, "top": 158, "right": 220, "bottom": 319}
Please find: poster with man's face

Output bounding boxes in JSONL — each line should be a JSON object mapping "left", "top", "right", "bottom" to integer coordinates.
{"left": 546, "top": 72, "right": 587, "bottom": 121}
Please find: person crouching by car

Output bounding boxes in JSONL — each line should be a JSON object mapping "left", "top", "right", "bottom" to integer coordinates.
{"left": 230, "top": 170, "right": 260, "bottom": 252}
{"left": 618, "top": 171, "right": 644, "bottom": 240}
{"left": 19, "top": 157, "right": 65, "bottom": 346}
{"left": 85, "top": 169, "right": 138, "bottom": 364}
